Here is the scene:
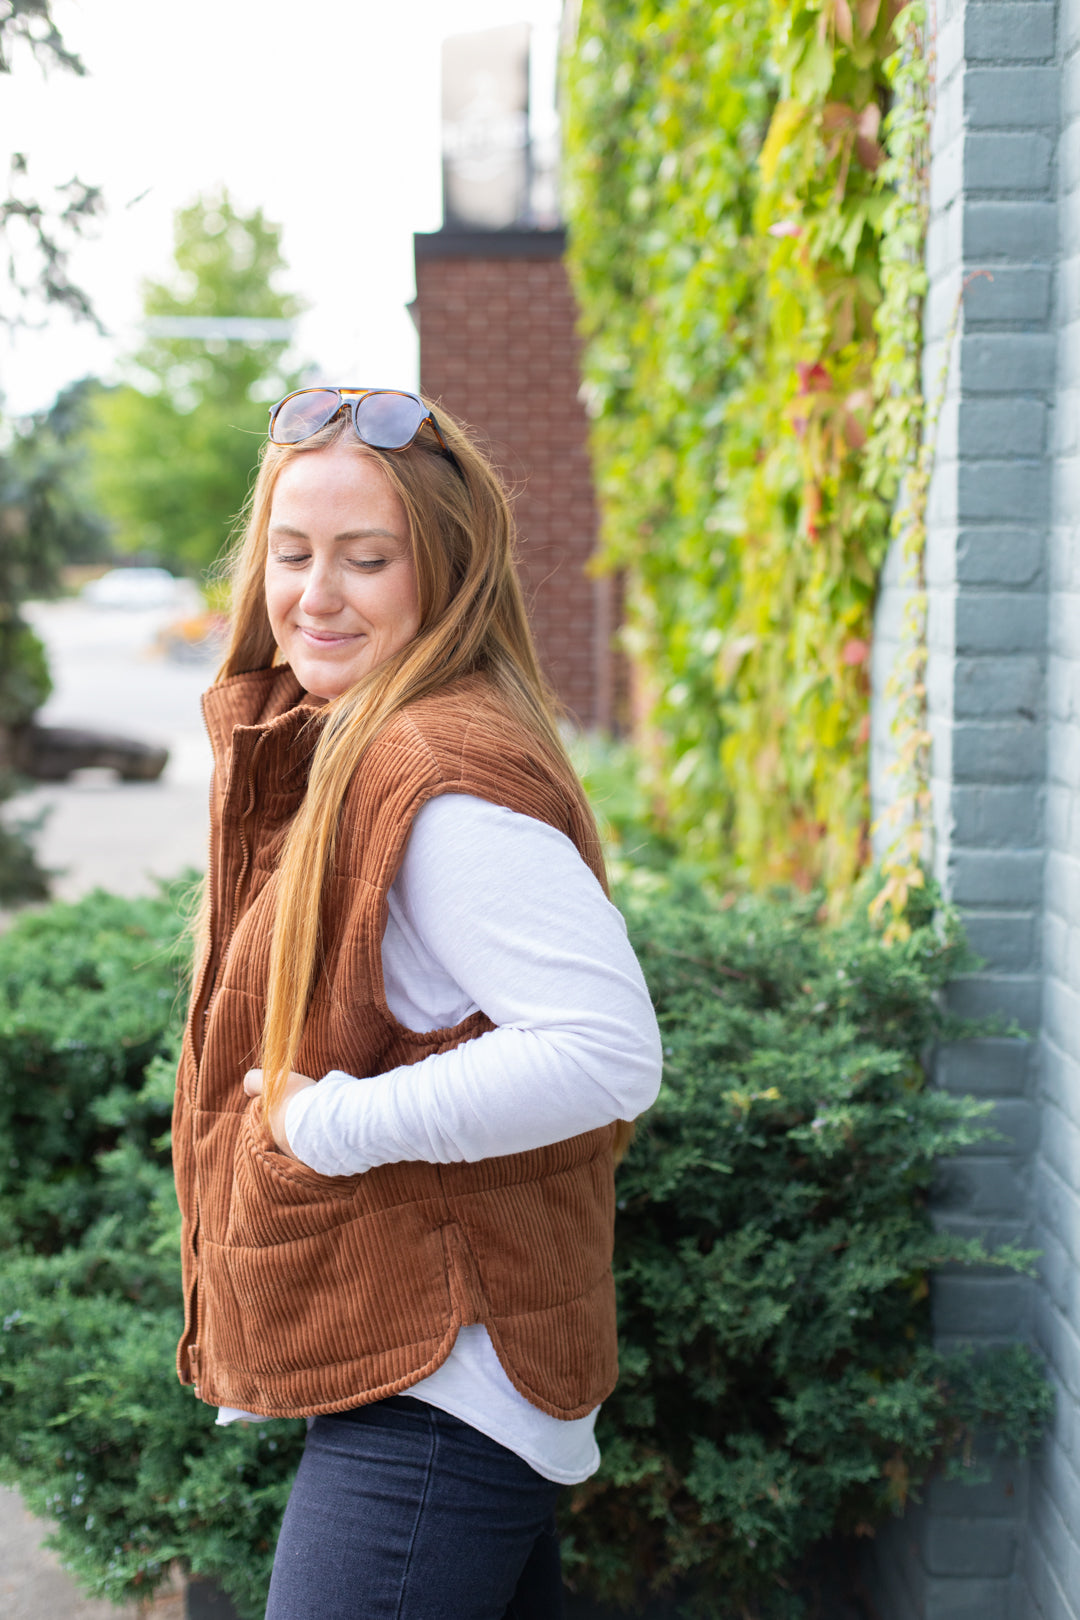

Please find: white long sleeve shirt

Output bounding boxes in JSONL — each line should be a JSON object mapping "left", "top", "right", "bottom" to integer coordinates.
{"left": 217, "top": 793, "right": 663, "bottom": 1483}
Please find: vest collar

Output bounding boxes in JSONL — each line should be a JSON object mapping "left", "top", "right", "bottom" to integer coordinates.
{"left": 202, "top": 664, "right": 319, "bottom": 754}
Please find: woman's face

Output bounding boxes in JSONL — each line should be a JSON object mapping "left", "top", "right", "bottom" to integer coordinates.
{"left": 265, "top": 444, "right": 421, "bottom": 700}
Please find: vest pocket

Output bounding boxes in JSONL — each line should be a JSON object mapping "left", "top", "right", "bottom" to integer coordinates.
{"left": 226, "top": 1099, "right": 362, "bottom": 1248}
{"left": 198, "top": 1220, "right": 456, "bottom": 1390}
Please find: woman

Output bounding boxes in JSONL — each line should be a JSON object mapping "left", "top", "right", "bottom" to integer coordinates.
{"left": 171, "top": 387, "right": 662, "bottom": 1620}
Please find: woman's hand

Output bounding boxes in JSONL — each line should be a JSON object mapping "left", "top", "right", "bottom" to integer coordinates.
{"left": 243, "top": 1068, "right": 318, "bottom": 1160}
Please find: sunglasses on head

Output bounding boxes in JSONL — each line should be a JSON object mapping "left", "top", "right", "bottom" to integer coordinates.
{"left": 268, "top": 387, "right": 461, "bottom": 473}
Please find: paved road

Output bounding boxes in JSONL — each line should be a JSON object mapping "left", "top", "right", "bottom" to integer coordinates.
{"left": 13, "top": 595, "right": 215, "bottom": 899}
{"left": 2, "top": 592, "right": 216, "bottom": 1616}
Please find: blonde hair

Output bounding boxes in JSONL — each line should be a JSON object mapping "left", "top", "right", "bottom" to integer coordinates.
{"left": 217, "top": 404, "right": 607, "bottom": 1134}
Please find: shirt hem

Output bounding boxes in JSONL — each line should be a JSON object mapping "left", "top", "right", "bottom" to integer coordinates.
{"left": 403, "top": 1386, "right": 602, "bottom": 1485}
{"left": 215, "top": 1390, "right": 602, "bottom": 1485}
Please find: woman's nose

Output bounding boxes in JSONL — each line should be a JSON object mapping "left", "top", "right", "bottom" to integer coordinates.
{"left": 298, "top": 560, "right": 342, "bottom": 615}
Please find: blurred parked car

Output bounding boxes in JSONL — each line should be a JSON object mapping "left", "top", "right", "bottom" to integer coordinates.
{"left": 155, "top": 610, "right": 228, "bottom": 664}
{"left": 82, "top": 567, "right": 178, "bottom": 609}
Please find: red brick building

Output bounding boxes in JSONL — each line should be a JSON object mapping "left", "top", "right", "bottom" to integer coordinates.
{"left": 412, "top": 227, "right": 618, "bottom": 730}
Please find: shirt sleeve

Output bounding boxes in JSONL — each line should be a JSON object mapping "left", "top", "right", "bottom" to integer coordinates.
{"left": 284, "top": 792, "right": 663, "bottom": 1177}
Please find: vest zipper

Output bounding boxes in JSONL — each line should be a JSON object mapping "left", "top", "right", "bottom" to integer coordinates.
{"left": 187, "top": 732, "right": 262, "bottom": 1392}
{"left": 198, "top": 809, "right": 253, "bottom": 1042}
{"left": 185, "top": 748, "right": 225, "bottom": 1386}
{"left": 194, "top": 738, "right": 263, "bottom": 1091}
{"left": 225, "top": 745, "right": 261, "bottom": 963}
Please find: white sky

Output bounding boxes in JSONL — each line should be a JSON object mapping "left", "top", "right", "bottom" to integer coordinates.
{"left": 0, "top": 0, "right": 563, "bottom": 419}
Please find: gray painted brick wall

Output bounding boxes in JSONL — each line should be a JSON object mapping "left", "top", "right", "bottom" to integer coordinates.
{"left": 1033, "top": 0, "right": 1080, "bottom": 1606}
{"left": 870, "top": 0, "right": 1056, "bottom": 1613}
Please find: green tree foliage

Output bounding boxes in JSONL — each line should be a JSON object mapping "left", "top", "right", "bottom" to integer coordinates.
{"left": 0, "top": 1, "right": 103, "bottom": 900}
{"left": 0, "top": 379, "right": 113, "bottom": 902}
{"left": 0, "top": 882, "right": 1050, "bottom": 1618}
{"left": 89, "top": 191, "right": 303, "bottom": 575}
{"left": 0, "top": 1, "right": 101, "bottom": 329}
{"left": 562, "top": 1, "right": 929, "bottom": 901}
{"left": 0, "top": 535, "right": 52, "bottom": 902}
{"left": 0, "top": 405, "right": 68, "bottom": 901}
{"left": 0, "top": 380, "right": 109, "bottom": 724}
{"left": 3, "top": 378, "right": 108, "bottom": 566}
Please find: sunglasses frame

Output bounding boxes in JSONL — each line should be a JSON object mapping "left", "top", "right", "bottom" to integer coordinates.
{"left": 268, "top": 387, "right": 461, "bottom": 473}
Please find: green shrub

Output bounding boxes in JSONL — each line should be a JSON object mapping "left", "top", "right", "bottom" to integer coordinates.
{"left": 0, "top": 885, "right": 304, "bottom": 1618}
{"left": 560, "top": 876, "right": 1051, "bottom": 1615}
{"left": 0, "top": 881, "right": 1052, "bottom": 1619}
{"left": 0, "top": 884, "right": 190, "bottom": 1248}
{"left": 0, "top": 1238, "right": 299, "bottom": 1617}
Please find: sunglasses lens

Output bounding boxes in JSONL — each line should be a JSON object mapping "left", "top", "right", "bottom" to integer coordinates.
{"left": 353, "top": 391, "right": 427, "bottom": 450}
{"left": 271, "top": 389, "right": 342, "bottom": 444}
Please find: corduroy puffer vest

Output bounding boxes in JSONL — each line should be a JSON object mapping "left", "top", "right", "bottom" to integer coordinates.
{"left": 172, "top": 665, "right": 619, "bottom": 1421}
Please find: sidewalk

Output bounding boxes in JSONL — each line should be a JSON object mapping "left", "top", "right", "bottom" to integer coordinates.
{"left": 0, "top": 1487, "right": 140, "bottom": 1618}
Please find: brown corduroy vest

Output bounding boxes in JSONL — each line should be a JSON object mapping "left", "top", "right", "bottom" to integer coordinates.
{"left": 171, "top": 666, "right": 619, "bottom": 1421}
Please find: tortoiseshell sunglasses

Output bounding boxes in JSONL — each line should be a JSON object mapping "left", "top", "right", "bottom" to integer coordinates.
{"left": 268, "top": 387, "right": 461, "bottom": 474}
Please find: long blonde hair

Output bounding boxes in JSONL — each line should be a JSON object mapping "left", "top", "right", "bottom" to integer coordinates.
{"left": 218, "top": 404, "right": 596, "bottom": 1125}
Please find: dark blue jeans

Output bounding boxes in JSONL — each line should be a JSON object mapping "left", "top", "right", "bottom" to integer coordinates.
{"left": 265, "top": 1396, "right": 564, "bottom": 1620}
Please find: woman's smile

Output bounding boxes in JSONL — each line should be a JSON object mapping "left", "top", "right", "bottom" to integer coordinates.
{"left": 264, "top": 443, "right": 421, "bottom": 700}
{"left": 297, "top": 627, "right": 363, "bottom": 644}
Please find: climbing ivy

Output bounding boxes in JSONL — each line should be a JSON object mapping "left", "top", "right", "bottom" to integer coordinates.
{"left": 866, "top": 1, "right": 935, "bottom": 939}
{"left": 564, "top": 0, "right": 931, "bottom": 901}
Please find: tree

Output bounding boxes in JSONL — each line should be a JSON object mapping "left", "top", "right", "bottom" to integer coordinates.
{"left": 3, "top": 378, "right": 108, "bottom": 565}
{"left": 0, "top": 0, "right": 103, "bottom": 900}
{"left": 0, "top": 383, "right": 110, "bottom": 901}
{"left": 88, "top": 191, "right": 304, "bottom": 576}
{"left": 0, "top": 2, "right": 102, "bottom": 329}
